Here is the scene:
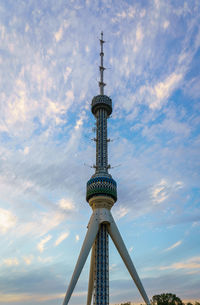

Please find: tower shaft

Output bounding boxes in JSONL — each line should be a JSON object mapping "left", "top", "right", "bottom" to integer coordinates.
{"left": 93, "top": 224, "right": 109, "bottom": 305}
{"left": 87, "top": 33, "right": 116, "bottom": 305}
{"left": 91, "top": 33, "right": 113, "bottom": 305}
{"left": 96, "top": 108, "right": 108, "bottom": 173}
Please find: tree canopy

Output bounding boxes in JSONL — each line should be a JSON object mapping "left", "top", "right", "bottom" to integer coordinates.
{"left": 151, "top": 293, "right": 183, "bottom": 305}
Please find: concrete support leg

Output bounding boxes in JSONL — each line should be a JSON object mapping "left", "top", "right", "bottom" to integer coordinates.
{"left": 62, "top": 212, "right": 99, "bottom": 305}
{"left": 87, "top": 244, "right": 95, "bottom": 305}
{"left": 107, "top": 212, "right": 150, "bottom": 305}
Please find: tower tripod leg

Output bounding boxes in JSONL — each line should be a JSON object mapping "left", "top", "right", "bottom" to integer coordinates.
{"left": 87, "top": 244, "right": 95, "bottom": 305}
{"left": 62, "top": 212, "right": 99, "bottom": 305}
{"left": 107, "top": 212, "right": 150, "bottom": 305}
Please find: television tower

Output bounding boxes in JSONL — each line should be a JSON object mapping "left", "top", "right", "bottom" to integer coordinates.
{"left": 62, "top": 32, "right": 150, "bottom": 305}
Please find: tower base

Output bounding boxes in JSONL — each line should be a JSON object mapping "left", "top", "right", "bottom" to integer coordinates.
{"left": 62, "top": 196, "right": 150, "bottom": 305}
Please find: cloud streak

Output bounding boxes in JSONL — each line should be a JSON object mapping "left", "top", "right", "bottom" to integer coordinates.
{"left": 54, "top": 232, "right": 69, "bottom": 247}
{"left": 0, "top": 208, "right": 17, "bottom": 234}
{"left": 37, "top": 235, "right": 52, "bottom": 253}
{"left": 160, "top": 256, "right": 200, "bottom": 271}
{"left": 164, "top": 240, "right": 183, "bottom": 252}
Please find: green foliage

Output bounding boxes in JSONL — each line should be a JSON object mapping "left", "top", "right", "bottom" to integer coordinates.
{"left": 119, "top": 296, "right": 200, "bottom": 305}
{"left": 151, "top": 293, "right": 183, "bottom": 305}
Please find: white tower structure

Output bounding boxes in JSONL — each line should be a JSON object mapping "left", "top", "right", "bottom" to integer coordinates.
{"left": 62, "top": 32, "right": 150, "bottom": 305}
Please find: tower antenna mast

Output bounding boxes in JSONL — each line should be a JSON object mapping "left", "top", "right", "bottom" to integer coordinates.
{"left": 99, "top": 31, "right": 106, "bottom": 95}
{"left": 62, "top": 33, "right": 150, "bottom": 305}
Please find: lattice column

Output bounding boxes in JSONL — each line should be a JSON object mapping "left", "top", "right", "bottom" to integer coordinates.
{"left": 96, "top": 108, "right": 108, "bottom": 173}
{"left": 93, "top": 224, "right": 109, "bottom": 305}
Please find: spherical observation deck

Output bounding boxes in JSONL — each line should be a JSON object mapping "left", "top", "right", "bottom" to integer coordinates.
{"left": 91, "top": 95, "right": 112, "bottom": 116}
{"left": 86, "top": 176, "right": 117, "bottom": 202}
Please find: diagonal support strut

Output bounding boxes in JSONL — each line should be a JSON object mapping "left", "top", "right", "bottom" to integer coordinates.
{"left": 62, "top": 212, "right": 99, "bottom": 305}
{"left": 107, "top": 212, "right": 150, "bottom": 305}
{"left": 87, "top": 244, "right": 95, "bottom": 305}
{"left": 62, "top": 207, "right": 150, "bottom": 305}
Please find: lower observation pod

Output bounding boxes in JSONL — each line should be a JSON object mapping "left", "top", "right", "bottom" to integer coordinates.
{"left": 86, "top": 176, "right": 117, "bottom": 202}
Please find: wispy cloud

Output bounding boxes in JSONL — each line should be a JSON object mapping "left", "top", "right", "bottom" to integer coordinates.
{"left": 0, "top": 292, "right": 65, "bottom": 303}
{"left": 152, "top": 179, "right": 170, "bottom": 204}
{"left": 37, "top": 256, "right": 53, "bottom": 263}
{"left": 54, "top": 20, "right": 70, "bottom": 42}
{"left": 151, "top": 180, "right": 184, "bottom": 205}
{"left": 0, "top": 208, "right": 17, "bottom": 234}
{"left": 37, "top": 235, "right": 52, "bottom": 253}
{"left": 15, "top": 210, "right": 67, "bottom": 238}
{"left": 23, "top": 255, "right": 34, "bottom": 265}
{"left": 54, "top": 232, "right": 69, "bottom": 247}
{"left": 3, "top": 258, "right": 19, "bottom": 266}
{"left": 58, "top": 198, "right": 75, "bottom": 211}
{"left": 113, "top": 206, "right": 129, "bottom": 220}
{"left": 0, "top": 293, "right": 33, "bottom": 302}
{"left": 163, "top": 240, "right": 182, "bottom": 252}
{"left": 150, "top": 72, "right": 183, "bottom": 109}
{"left": 160, "top": 256, "right": 200, "bottom": 271}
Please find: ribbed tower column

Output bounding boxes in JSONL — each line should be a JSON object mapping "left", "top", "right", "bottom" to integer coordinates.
{"left": 96, "top": 107, "right": 108, "bottom": 173}
{"left": 93, "top": 223, "right": 109, "bottom": 305}
{"left": 92, "top": 32, "right": 110, "bottom": 305}
{"left": 86, "top": 32, "right": 117, "bottom": 305}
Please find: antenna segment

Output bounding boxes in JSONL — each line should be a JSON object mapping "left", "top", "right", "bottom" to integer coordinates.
{"left": 99, "top": 31, "right": 106, "bottom": 95}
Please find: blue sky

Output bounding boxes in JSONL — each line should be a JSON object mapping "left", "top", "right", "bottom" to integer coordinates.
{"left": 0, "top": 0, "right": 200, "bottom": 304}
